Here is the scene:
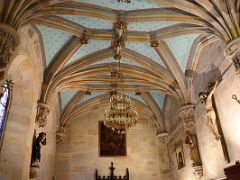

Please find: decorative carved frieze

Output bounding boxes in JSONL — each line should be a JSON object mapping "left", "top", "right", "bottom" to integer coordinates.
{"left": 178, "top": 104, "right": 195, "bottom": 130}
{"left": 224, "top": 38, "right": 240, "bottom": 72}
{"left": 150, "top": 40, "right": 160, "bottom": 47}
{"left": 56, "top": 132, "right": 66, "bottom": 144}
{"left": 35, "top": 102, "right": 50, "bottom": 128}
{"left": 0, "top": 23, "right": 20, "bottom": 70}
{"left": 156, "top": 132, "right": 169, "bottom": 144}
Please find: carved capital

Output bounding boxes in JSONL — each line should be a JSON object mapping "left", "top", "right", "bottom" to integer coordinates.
{"left": 178, "top": 104, "right": 195, "bottom": 130}
{"left": 0, "top": 23, "right": 20, "bottom": 71}
{"left": 156, "top": 132, "right": 169, "bottom": 144}
{"left": 56, "top": 132, "right": 67, "bottom": 144}
{"left": 224, "top": 38, "right": 240, "bottom": 72}
{"left": 193, "top": 165, "right": 203, "bottom": 178}
{"left": 150, "top": 40, "right": 160, "bottom": 47}
{"left": 35, "top": 102, "right": 50, "bottom": 128}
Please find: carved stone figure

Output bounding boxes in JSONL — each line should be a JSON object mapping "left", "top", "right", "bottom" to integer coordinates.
{"left": 35, "top": 102, "right": 50, "bottom": 127}
{"left": 31, "top": 132, "right": 47, "bottom": 167}
{"left": 199, "top": 79, "right": 221, "bottom": 140}
{"left": 185, "top": 131, "right": 202, "bottom": 167}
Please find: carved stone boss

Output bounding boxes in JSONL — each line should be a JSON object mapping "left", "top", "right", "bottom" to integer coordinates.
{"left": 0, "top": 23, "right": 20, "bottom": 70}
{"left": 35, "top": 102, "right": 50, "bottom": 128}
{"left": 178, "top": 104, "right": 195, "bottom": 129}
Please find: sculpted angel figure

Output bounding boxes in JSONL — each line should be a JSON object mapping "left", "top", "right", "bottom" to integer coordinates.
{"left": 198, "top": 79, "right": 221, "bottom": 140}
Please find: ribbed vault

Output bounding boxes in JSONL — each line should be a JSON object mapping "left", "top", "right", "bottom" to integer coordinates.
{"left": 1, "top": 0, "right": 237, "bottom": 133}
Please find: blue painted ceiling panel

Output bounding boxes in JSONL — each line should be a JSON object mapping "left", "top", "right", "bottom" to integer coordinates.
{"left": 74, "top": 0, "right": 167, "bottom": 10}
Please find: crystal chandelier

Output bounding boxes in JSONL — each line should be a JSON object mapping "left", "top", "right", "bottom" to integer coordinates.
{"left": 104, "top": 92, "right": 138, "bottom": 134}
{"left": 117, "top": 0, "right": 131, "bottom": 4}
{"left": 104, "top": 21, "right": 138, "bottom": 134}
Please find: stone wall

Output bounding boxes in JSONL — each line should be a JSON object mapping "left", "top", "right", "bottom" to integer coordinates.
{"left": 166, "top": 40, "right": 240, "bottom": 180}
{"left": 55, "top": 108, "right": 171, "bottom": 180}
{"left": 0, "top": 26, "right": 43, "bottom": 180}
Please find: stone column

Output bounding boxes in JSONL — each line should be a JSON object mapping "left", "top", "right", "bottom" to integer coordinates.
{"left": 0, "top": 23, "right": 20, "bottom": 79}
{"left": 178, "top": 104, "right": 196, "bottom": 130}
{"left": 156, "top": 133, "right": 172, "bottom": 180}
{"left": 224, "top": 37, "right": 240, "bottom": 73}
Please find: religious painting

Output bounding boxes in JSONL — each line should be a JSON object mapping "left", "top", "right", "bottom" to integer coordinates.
{"left": 175, "top": 141, "right": 185, "bottom": 169}
{"left": 99, "top": 121, "right": 126, "bottom": 156}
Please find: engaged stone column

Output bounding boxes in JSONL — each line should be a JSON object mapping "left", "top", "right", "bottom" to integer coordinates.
{"left": 35, "top": 102, "right": 50, "bottom": 128}
{"left": 224, "top": 38, "right": 240, "bottom": 73}
{"left": 178, "top": 104, "right": 195, "bottom": 130}
{"left": 156, "top": 133, "right": 172, "bottom": 179}
{"left": 0, "top": 23, "right": 20, "bottom": 79}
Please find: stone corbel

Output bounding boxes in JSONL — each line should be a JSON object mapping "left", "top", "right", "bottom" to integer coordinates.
{"left": 0, "top": 23, "right": 20, "bottom": 77}
{"left": 29, "top": 166, "right": 39, "bottom": 179}
{"left": 193, "top": 165, "right": 203, "bottom": 178}
{"left": 224, "top": 38, "right": 240, "bottom": 72}
{"left": 35, "top": 102, "right": 50, "bottom": 128}
{"left": 156, "top": 132, "right": 169, "bottom": 144}
{"left": 56, "top": 131, "right": 67, "bottom": 144}
{"left": 178, "top": 104, "right": 196, "bottom": 130}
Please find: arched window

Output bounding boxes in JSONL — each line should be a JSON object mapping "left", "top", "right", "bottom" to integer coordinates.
{"left": 0, "top": 80, "right": 13, "bottom": 148}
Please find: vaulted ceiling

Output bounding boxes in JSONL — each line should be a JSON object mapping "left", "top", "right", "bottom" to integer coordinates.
{"left": 4, "top": 0, "right": 237, "bottom": 133}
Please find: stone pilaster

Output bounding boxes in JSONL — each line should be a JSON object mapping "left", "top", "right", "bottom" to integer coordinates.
{"left": 178, "top": 104, "right": 195, "bottom": 130}
{"left": 224, "top": 38, "right": 240, "bottom": 73}
{"left": 156, "top": 132, "right": 172, "bottom": 179}
{"left": 35, "top": 102, "right": 50, "bottom": 128}
{"left": 0, "top": 23, "right": 20, "bottom": 77}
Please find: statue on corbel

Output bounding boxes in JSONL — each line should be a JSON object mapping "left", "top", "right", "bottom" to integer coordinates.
{"left": 185, "top": 131, "right": 203, "bottom": 178}
{"left": 178, "top": 104, "right": 203, "bottom": 178}
{"left": 29, "top": 131, "right": 47, "bottom": 179}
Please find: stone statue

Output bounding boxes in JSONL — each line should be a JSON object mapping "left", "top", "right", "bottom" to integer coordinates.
{"left": 185, "top": 131, "right": 202, "bottom": 167}
{"left": 31, "top": 132, "right": 47, "bottom": 167}
{"left": 199, "top": 79, "right": 221, "bottom": 140}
